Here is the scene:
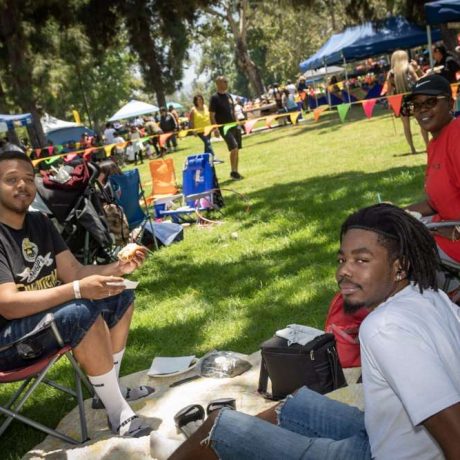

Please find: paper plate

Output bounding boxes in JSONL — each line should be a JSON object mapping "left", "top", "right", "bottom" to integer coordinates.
{"left": 149, "top": 358, "right": 199, "bottom": 378}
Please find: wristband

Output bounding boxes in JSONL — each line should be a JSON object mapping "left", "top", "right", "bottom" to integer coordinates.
{"left": 73, "top": 280, "right": 81, "bottom": 299}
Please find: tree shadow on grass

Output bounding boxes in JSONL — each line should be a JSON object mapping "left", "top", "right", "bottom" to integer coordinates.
{"left": 127, "top": 165, "right": 425, "bottom": 366}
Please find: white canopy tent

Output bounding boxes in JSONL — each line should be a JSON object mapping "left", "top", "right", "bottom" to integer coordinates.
{"left": 302, "top": 66, "right": 345, "bottom": 83}
{"left": 41, "top": 113, "right": 81, "bottom": 134}
{"left": 108, "top": 100, "right": 160, "bottom": 122}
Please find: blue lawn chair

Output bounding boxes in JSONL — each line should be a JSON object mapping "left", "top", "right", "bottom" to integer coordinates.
{"left": 109, "top": 169, "right": 156, "bottom": 246}
{"left": 155, "top": 153, "right": 223, "bottom": 223}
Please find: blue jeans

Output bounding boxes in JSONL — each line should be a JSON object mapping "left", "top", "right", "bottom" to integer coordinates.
{"left": 210, "top": 387, "right": 371, "bottom": 460}
{"left": 197, "top": 133, "right": 214, "bottom": 155}
{"left": 0, "top": 290, "right": 135, "bottom": 371}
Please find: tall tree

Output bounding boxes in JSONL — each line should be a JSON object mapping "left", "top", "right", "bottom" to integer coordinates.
{"left": 205, "top": 0, "right": 266, "bottom": 97}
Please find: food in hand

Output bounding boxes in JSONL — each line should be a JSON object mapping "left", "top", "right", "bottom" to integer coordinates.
{"left": 117, "top": 243, "right": 143, "bottom": 262}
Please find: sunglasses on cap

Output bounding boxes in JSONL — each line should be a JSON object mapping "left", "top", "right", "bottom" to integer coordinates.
{"left": 408, "top": 96, "right": 447, "bottom": 113}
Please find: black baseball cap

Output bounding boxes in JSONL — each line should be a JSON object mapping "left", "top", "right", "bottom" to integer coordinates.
{"left": 407, "top": 74, "right": 452, "bottom": 100}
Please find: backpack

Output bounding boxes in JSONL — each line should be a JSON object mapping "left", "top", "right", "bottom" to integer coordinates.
{"left": 324, "top": 293, "right": 370, "bottom": 368}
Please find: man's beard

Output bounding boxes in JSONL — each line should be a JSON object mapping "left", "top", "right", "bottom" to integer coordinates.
{"left": 343, "top": 298, "right": 366, "bottom": 314}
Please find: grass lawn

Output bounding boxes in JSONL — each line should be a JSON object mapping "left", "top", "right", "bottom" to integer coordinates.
{"left": 1, "top": 105, "right": 429, "bottom": 459}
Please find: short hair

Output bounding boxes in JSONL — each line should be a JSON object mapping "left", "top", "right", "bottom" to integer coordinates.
{"left": 340, "top": 203, "right": 439, "bottom": 292}
{"left": 0, "top": 150, "right": 33, "bottom": 169}
{"left": 434, "top": 44, "right": 447, "bottom": 59}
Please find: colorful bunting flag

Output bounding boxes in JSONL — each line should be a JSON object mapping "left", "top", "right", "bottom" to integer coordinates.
{"left": 159, "top": 132, "right": 173, "bottom": 148}
{"left": 362, "top": 99, "right": 377, "bottom": 119}
{"left": 289, "top": 111, "right": 301, "bottom": 125}
{"left": 104, "top": 145, "right": 113, "bottom": 156}
{"left": 72, "top": 110, "right": 81, "bottom": 124}
{"left": 223, "top": 122, "right": 237, "bottom": 135}
{"left": 387, "top": 94, "right": 403, "bottom": 117}
{"left": 313, "top": 107, "right": 326, "bottom": 122}
{"left": 337, "top": 103, "right": 351, "bottom": 123}
{"left": 265, "top": 115, "right": 278, "bottom": 128}
{"left": 244, "top": 118, "right": 258, "bottom": 134}
{"left": 451, "top": 84, "right": 458, "bottom": 100}
{"left": 204, "top": 124, "right": 217, "bottom": 137}
{"left": 178, "top": 129, "right": 188, "bottom": 138}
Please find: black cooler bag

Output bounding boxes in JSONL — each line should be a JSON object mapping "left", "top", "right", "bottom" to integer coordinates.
{"left": 258, "top": 333, "right": 346, "bottom": 400}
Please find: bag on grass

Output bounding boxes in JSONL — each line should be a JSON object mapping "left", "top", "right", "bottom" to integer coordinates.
{"left": 324, "top": 293, "right": 370, "bottom": 368}
{"left": 257, "top": 332, "right": 346, "bottom": 400}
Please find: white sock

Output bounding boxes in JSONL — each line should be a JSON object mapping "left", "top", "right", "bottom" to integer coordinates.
{"left": 113, "top": 348, "right": 125, "bottom": 378}
{"left": 150, "top": 432, "right": 182, "bottom": 460}
{"left": 89, "top": 367, "right": 135, "bottom": 432}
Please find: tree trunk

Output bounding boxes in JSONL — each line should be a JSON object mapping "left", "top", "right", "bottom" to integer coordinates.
{"left": 234, "top": 38, "right": 265, "bottom": 97}
{"left": 0, "top": 1, "right": 47, "bottom": 148}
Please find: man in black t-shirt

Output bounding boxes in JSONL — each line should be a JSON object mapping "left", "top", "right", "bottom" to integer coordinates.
{"left": 0, "top": 151, "right": 153, "bottom": 438}
{"left": 209, "top": 76, "right": 244, "bottom": 180}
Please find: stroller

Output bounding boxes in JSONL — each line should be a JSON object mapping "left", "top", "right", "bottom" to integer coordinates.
{"left": 33, "top": 158, "right": 114, "bottom": 264}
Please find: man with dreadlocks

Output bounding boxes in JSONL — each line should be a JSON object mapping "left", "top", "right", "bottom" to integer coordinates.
{"left": 151, "top": 203, "right": 460, "bottom": 460}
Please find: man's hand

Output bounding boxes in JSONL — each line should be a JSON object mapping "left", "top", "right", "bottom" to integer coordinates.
{"left": 117, "top": 246, "right": 148, "bottom": 275}
{"left": 79, "top": 275, "right": 126, "bottom": 300}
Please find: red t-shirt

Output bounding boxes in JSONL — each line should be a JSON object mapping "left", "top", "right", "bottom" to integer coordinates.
{"left": 425, "top": 117, "right": 460, "bottom": 261}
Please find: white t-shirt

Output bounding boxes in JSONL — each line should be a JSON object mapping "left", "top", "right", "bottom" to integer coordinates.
{"left": 104, "top": 128, "right": 116, "bottom": 144}
{"left": 285, "top": 83, "right": 297, "bottom": 101}
{"left": 360, "top": 283, "right": 460, "bottom": 459}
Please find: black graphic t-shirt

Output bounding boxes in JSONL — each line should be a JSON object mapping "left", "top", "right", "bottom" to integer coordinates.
{"left": 0, "top": 212, "right": 68, "bottom": 328}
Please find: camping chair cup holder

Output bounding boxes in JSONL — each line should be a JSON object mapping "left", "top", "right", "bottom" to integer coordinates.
{"left": 0, "top": 313, "right": 94, "bottom": 445}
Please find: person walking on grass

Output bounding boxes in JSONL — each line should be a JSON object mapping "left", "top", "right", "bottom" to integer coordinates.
{"left": 387, "top": 50, "right": 429, "bottom": 154}
{"left": 209, "top": 76, "right": 244, "bottom": 180}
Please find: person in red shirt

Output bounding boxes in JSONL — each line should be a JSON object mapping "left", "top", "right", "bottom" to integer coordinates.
{"left": 405, "top": 75, "right": 460, "bottom": 262}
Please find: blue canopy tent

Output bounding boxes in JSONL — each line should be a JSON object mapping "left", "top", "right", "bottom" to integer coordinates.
{"left": 0, "top": 113, "right": 32, "bottom": 133}
{"left": 300, "top": 16, "right": 440, "bottom": 72}
{"left": 425, "top": 0, "right": 460, "bottom": 65}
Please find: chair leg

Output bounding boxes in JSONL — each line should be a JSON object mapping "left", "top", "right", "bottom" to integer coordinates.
{"left": 0, "top": 354, "right": 60, "bottom": 437}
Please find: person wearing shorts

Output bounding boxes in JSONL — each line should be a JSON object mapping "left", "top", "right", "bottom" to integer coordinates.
{"left": 0, "top": 150, "right": 154, "bottom": 438}
{"left": 209, "top": 76, "right": 244, "bottom": 180}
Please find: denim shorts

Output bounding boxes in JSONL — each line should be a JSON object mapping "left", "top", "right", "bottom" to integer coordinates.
{"left": 0, "top": 290, "right": 135, "bottom": 371}
{"left": 209, "top": 387, "right": 371, "bottom": 460}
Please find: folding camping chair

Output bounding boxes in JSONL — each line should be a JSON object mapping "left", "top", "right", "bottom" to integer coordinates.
{"left": 145, "top": 158, "right": 181, "bottom": 205}
{"left": 425, "top": 220, "right": 460, "bottom": 295}
{"left": 0, "top": 314, "right": 94, "bottom": 444}
{"left": 108, "top": 168, "right": 157, "bottom": 248}
{"left": 154, "top": 153, "right": 223, "bottom": 223}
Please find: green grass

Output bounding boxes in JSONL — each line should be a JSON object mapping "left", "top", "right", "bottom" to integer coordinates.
{"left": 1, "top": 106, "right": 428, "bottom": 459}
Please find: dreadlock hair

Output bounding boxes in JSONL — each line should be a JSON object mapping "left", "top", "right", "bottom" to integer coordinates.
{"left": 340, "top": 203, "right": 440, "bottom": 293}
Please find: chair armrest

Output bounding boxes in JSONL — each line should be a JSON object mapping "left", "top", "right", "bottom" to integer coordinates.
{"left": 425, "top": 221, "right": 460, "bottom": 230}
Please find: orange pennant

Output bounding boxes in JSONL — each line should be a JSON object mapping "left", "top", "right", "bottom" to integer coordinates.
{"left": 159, "top": 132, "right": 173, "bottom": 148}
{"left": 387, "top": 94, "right": 403, "bottom": 117}
{"left": 451, "top": 84, "right": 458, "bottom": 100}
{"left": 313, "top": 107, "right": 326, "bottom": 122}
{"left": 265, "top": 115, "right": 278, "bottom": 128}
{"left": 362, "top": 99, "right": 377, "bottom": 119}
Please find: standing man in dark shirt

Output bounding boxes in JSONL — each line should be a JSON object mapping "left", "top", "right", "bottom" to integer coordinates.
{"left": 0, "top": 151, "right": 154, "bottom": 438}
{"left": 209, "top": 76, "right": 243, "bottom": 180}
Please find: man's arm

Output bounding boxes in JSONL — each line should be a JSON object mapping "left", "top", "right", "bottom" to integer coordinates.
{"left": 405, "top": 200, "right": 436, "bottom": 216}
{"left": 423, "top": 402, "right": 460, "bottom": 460}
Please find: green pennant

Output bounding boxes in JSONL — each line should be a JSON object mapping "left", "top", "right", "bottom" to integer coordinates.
{"left": 337, "top": 103, "right": 351, "bottom": 123}
{"left": 223, "top": 122, "right": 238, "bottom": 135}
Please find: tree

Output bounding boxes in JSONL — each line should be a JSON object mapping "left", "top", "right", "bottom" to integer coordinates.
{"left": 205, "top": 0, "right": 266, "bottom": 97}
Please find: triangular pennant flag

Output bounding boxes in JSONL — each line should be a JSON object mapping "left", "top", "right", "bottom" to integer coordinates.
{"left": 289, "top": 111, "right": 301, "bottom": 125}
{"left": 65, "top": 153, "right": 78, "bottom": 162}
{"left": 35, "top": 148, "right": 41, "bottom": 157}
{"left": 244, "top": 118, "right": 258, "bottom": 134}
{"left": 313, "top": 107, "right": 326, "bottom": 122}
{"left": 362, "top": 99, "right": 377, "bottom": 119}
{"left": 265, "top": 115, "right": 278, "bottom": 128}
{"left": 159, "top": 132, "right": 173, "bottom": 148}
{"left": 223, "top": 122, "right": 237, "bottom": 136}
{"left": 178, "top": 129, "right": 188, "bottom": 139}
{"left": 451, "top": 84, "right": 458, "bottom": 100}
{"left": 204, "top": 124, "right": 217, "bottom": 137}
{"left": 47, "top": 146, "right": 54, "bottom": 155}
{"left": 387, "top": 94, "right": 403, "bottom": 117}
{"left": 104, "top": 145, "right": 113, "bottom": 156}
{"left": 337, "top": 103, "right": 351, "bottom": 123}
